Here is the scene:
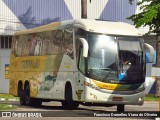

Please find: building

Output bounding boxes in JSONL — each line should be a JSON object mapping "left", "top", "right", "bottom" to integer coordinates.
{"left": 0, "top": 0, "right": 156, "bottom": 93}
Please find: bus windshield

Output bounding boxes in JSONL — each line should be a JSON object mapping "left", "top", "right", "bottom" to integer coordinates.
{"left": 87, "top": 33, "right": 144, "bottom": 84}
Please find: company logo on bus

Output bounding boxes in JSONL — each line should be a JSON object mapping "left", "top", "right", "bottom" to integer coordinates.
{"left": 21, "top": 60, "right": 40, "bottom": 68}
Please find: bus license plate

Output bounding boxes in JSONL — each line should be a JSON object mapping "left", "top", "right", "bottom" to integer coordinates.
{"left": 112, "top": 97, "right": 123, "bottom": 101}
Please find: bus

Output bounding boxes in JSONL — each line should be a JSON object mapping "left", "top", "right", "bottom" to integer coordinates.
{"left": 9, "top": 19, "right": 154, "bottom": 111}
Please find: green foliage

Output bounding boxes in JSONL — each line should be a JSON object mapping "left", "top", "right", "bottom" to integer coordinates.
{"left": 0, "top": 104, "right": 17, "bottom": 110}
{"left": 128, "top": 0, "right": 160, "bottom": 33}
{"left": 144, "top": 94, "right": 160, "bottom": 101}
{"left": 0, "top": 94, "right": 18, "bottom": 100}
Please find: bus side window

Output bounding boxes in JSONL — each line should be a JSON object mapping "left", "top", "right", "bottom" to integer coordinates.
{"left": 40, "top": 31, "right": 52, "bottom": 55}
{"left": 12, "top": 38, "right": 18, "bottom": 56}
{"left": 49, "top": 31, "right": 56, "bottom": 55}
{"left": 47, "top": 40, "right": 54, "bottom": 55}
{"left": 75, "top": 28, "right": 86, "bottom": 64}
{"left": 21, "top": 35, "right": 28, "bottom": 56}
{"left": 29, "top": 35, "right": 36, "bottom": 56}
{"left": 34, "top": 40, "right": 42, "bottom": 55}
{"left": 63, "top": 29, "right": 74, "bottom": 59}
{"left": 54, "top": 30, "right": 63, "bottom": 54}
{"left": 79, "top": 48, "right": 85, "bottom": 74}
{"left": 16, "top": 37, "right": 23, "bottom": 56}
{"left": 41, "top": 40, "right": 47, "bottom": 55}
{"left": 11, "top": 38, "right": 15, "bottom": 55}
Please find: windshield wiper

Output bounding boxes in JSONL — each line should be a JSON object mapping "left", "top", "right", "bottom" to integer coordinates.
{"left": 102, "top": 63, "right": 117, "bottom": 82}
{"left": 102, "top": 68, "right": 112, "bottom": 81}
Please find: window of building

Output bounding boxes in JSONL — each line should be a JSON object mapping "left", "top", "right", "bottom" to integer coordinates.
{"left": 0, "top": 36, "right": 12, "bottom": 49}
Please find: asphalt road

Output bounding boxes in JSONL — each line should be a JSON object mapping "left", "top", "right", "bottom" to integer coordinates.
{"left": 0, "top": 100, "right": 159, "bottom": 120}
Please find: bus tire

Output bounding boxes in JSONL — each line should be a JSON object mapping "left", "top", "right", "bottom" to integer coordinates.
{"left": 61, "top": 83, "right": 79, "bottom": 110}
{"left": 117, "top": 105, "right": 124, "bottom": 112}
{"left": 32, "top": 99, "right": 42, "bottom": 107}
{"left": 18, "top": 82, "right": 26, "bottom": 105}
{"left": 35, "top": 101, "right": 42, "bottom": 107}
{"left": 24, "top": 83, "right": 33, "bottom": 106}
{"left": 20, "top": 97, "right": 26, "bottom": 105}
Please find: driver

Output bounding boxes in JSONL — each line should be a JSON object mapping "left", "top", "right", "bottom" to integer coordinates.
{"left": 123, "top": 54, "right": 135, "bottom": 65}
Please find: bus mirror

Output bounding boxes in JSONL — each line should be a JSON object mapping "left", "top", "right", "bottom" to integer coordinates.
{"left": 144, "top": 43, "right": 154, "bottom": 63}
{"left": 79, "top": 38, "right": 89, "bottom": 57}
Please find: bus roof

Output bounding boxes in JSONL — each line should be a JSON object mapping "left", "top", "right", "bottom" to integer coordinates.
{"left": 14, "top": 19, "right": 142, "bottom": 36}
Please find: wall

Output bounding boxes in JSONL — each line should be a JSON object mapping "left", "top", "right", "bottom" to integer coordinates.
{"left": 0, "top": 49, "right": 10, "bottom": 93}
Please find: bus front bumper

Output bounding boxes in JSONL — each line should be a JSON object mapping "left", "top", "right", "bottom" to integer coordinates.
{"left": 84, "top": 86, "right": 144, "bottom": 105}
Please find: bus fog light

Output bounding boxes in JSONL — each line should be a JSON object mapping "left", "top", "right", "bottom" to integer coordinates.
{"left": 137, "top": 97, "right": 142, "bottom": 102}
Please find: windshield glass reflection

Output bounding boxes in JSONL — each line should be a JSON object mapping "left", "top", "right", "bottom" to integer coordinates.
{"left": 87, "top": 34, "right": 118, "bottom": 82}
{"left": 86, "top": 33, "right": 144, "bottom": 84}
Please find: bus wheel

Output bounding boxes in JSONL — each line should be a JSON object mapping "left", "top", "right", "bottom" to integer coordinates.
{"left": 24, "top": 84, "right": 33, "bottom": 106}
{"left": 35, "top": 100, "right": 42, "bottom": 107}
{"left": 18, "top": 83, "right": 25, "bottom": 105}
{"left": 20, "top": 97, "right": 26, "bottom": 105}
{"left": 61, "top": 83, "right": 79, "bottom": 110}
{"left": 117, "top": 105, "right": 124, "bottom": 112}
{"left": 32, "top": 99, "right": 42, "bottom": 107}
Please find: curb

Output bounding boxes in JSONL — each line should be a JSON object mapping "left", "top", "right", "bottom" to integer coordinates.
{"left": 144, "top": 101, "right": 159, "bottom": 103}
{"left": 0, "top": 98, "right": 19, "bottom": 101}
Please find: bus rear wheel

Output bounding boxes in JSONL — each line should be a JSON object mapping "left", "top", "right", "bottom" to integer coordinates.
{"left": 33, "top": 99, "right": 42, "bottom": 107}
{"left": 24, "top": 84, "right": 32, "bottom": 106}
{"left": 117, "top": 105, "right": 124, "bottom": 112}
{"left": 18, "top": 83, "right": 25, "bottom": 105}
{"left": 24, "top": 83, "right": 42, "bottom": 107}
{"left": 20, "top": 97, "right": 26, "bottom": 105}
{"left": 61, "top": 83, "right": 79, "bottom": 110}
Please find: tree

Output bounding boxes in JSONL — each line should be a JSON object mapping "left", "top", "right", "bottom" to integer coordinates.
{"left": 128, "top": 0, "right": 160, "bottom": 97}
{"left": 128, "top": 0, "right": 160, "bottom": 34}
{"left": 128, "top": 0, "right": 160, "bottom": 66}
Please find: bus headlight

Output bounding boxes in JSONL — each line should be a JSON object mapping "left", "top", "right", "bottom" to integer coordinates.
{"left": 137, "top": 97, "right": 143, "bottom": 102}
{"left": 84, "top": 81, "right": 100, "bottom": 90}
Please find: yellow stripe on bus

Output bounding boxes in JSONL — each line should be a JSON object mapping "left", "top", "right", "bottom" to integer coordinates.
{"left": 92, "top": 80, "right": 121, "bottom": 90}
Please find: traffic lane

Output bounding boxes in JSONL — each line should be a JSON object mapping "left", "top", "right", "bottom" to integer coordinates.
{"left": 0, "top": 117, "right": 152, "bottom": 120}
{"left": 36, "top": 101, "right": 159, "bottom": 112}
{"left": 0, "top": 101, "right": 159, "bottom": 111}
{"left": 0, "top": 101, "right": 158, "bottom": 120}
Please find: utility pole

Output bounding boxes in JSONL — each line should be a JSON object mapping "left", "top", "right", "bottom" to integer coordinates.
{"left": 81, "top": 0, "right": 87, "bottom": 18}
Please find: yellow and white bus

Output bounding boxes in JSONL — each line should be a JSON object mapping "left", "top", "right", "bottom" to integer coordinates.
{"left": 9, "top": 19, "right": 154, "bottom": 111}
